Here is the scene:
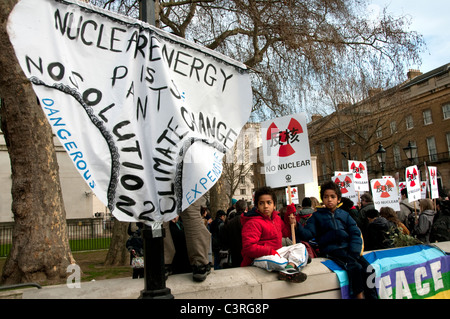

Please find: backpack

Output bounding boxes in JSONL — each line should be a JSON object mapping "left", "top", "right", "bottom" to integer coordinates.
{"left": 430, "top": 213, "right": 450, "bottom": 242}
{"left": 406, "top": 212, "right": 417, "bottom": 233}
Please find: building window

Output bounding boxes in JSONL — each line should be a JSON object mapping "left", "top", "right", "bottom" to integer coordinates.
{"left": 330, "top": 141, "right": 335, "bottom": 152}
{"left": 340, "top": 138, "right": 346, "bottom": 149}
{"left": 240, "top": 188, "right": 246, "bottom": 195}
{"left": 376, "top": 126, "right": 382, "bottom": 138}
{"left": 408, "top": 141, "right": 419, "bottom": 164}
{"left": 390, "top": 121, "right": 397, "bottom": 134}
{"left": 393, "top": 145, "right": 401, "bottom": 168}
{"left": 423, "top": 109, "right": 433, "bottom": 125}
{"left": 405, "top": 115, "right": 414, "bottom": 130}
{"left": 320, "top": 144, "right": 325, "bottom": 154}
{"left": 426, "top": 136, "right": 438, "bottom": 161}
{"left": 447, "top": 132, "right": 450, "bottom": 155}
{"left": 240, "top": 175, "right": 246, "bottom": 184}
{"left": 443, "top": 103, "right": 450, "bottom": 120}
{"left": 342, "top": 159, "right": 348, "bottom": 171}
{"left": 350, "top": 134, "right": 356, "bottom": 145}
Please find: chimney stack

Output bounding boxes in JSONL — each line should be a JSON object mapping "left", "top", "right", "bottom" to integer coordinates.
{"left": 407, "top": 69, "right": 422, "bottom": 80}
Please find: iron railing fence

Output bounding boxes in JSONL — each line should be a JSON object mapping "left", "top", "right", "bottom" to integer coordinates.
{"left": 0, "top": 218, "right": 114, "bottom": 257}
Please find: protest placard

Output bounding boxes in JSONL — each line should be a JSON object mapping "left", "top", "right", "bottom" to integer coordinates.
{"left": 405, "top": 165, "right": 421, "bottom": 201}
{"left": 285, "top": 186, "right": 299, "bottom": 204}
{"left": 261, "top": 113, "right": 313, "bottom": 188}
{"left": 428, "top": 166, "right": 439, "bottom": 199}
{"left": 348, "top": 160, "right": 369, "bottom": 191}
{"left": 332, "top": 173, "right": 358, "bottom": 202}
{"left": 370, "top": 177, "right": 400, "bottom": 211}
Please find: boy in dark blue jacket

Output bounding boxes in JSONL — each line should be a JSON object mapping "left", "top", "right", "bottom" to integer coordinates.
{"left": 296, "top": 181, "right": 377, "bottom": 299}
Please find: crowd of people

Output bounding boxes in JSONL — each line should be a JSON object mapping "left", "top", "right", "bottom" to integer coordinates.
{"left": 125, "top": 181, "right": 450, "bottom": 298}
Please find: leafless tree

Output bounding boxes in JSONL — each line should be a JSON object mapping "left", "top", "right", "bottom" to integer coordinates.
{"left": 91, "top": 0, "right": 424, "bottom": 121}
{"left": 222, "top": 132, "right": 254, "bottom": 205}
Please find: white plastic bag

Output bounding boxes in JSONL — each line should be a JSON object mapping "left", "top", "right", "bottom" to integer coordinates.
{"left": 252, "top": 243, "right": 308, "bottom": 272}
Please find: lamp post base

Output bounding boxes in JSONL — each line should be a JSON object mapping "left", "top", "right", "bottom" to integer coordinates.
{"left": 139, "top": 287, "right": 174, "bottom": 299}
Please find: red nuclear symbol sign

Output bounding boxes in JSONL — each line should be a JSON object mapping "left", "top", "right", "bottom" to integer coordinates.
{"left": 373, "top": 179, "right": 394, "bottom": 198}
{"left": 266, "top": 118, "right": 303, "bottom": 157}
{"left": 334, "top": 176, "right": 352, "bottom": 194}
{"left": 406, "top": 167, "right": 418, "bottom": 187}
{"left": 350, "top": 162, "right": 365, "bottom": 179}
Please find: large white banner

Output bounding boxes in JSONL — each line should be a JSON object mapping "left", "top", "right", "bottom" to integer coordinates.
{"left": 7, "top": 0, "right": 252, "bottom": 223}
{"left": 261, "top": 113, "right": 313, "bottom": 188}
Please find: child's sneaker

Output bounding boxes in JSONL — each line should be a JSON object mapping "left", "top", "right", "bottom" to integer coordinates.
{"left": 278, "top": 266, "right": 307, "bottom": 283}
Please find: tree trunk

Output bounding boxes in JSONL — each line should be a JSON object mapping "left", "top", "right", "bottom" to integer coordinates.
{"left": 0, "top": 0, "right": 75, "bottom": 285}
{"left": 104, "top": 219, "right": 129, "bottom": 266}
{"left": 208, "top": 176, "right": 228, "bottom": 217}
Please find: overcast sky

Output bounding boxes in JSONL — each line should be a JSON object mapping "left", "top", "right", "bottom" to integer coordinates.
{"left": 368, "top": 0, "right": 449, "bottom": 74}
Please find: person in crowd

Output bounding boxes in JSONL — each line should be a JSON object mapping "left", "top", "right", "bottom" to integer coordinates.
{"left": 430, "top": 200, "right": 450, "bottom": 242}
{"left": 210, "top": 210, "right": 227, "bottom": 269}
{"left": 220, "top": 199, "right": 248, "bottom": 268}
{"left": 279, "top": 206, "right": 294, "bottom": 246}
{"left": 180, "top": 195, "right": 212, "bottom": 282}
{"left": 241, "top": 186, "right": 308, "bottom": 283}
{"left": 163, "top": 216, "right": 192, "bottom": 278}
{"left": 397, "top": 188, "right": 416, "bottom": 228}
{"left": 296, "top": 181, "right": 377, "bottom": 299}
{"left": 284, "top": 201, "right": 318, "bottom": 258}
{"left": 310, "top": 197, "right": 320, "bottom": 211}
{"left": 126, "top": 222, "right": 144, "bottom": 279}
{"left": 298, "top": 197, "right": 315, "bottom": 226}
{"left": 283, "top": 202, "right": 300, "bottom": 225}
{"left": 364, "top": 208, "right": 394, "bottom": 251}
{"left": 380, "top": 206, "right": 410, "bottom": 235}
{"left": 201, "top": 205, "right": 212, "bottom": 230}
{"left": 357, "top": 192, "right": 375, "bottom": 237}
{"left": 412, "top": 198, "right": 436, "bottom": 244}
{"left": 227, "top": 198, "right": 238, "bottom": 216}
{"left": 166, "top": 216, "right": 191, "bottom": 275}
{"left": 340, "top": 197, "right": 359, "bottom": 223}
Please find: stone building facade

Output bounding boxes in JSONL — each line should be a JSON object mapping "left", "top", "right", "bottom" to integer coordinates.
{"left": 307, "top": 63, "right": 450, "bottom": 196}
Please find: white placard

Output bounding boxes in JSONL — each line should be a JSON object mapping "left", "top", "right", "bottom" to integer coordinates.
{"left": 261, "top": 113, "right": 313, "bottom": 188}
{"left": 428, "top": 166, "right": 439, "bottom": 199}
{"left": 285, "top": 187, "right": 299, "bottom": 204}
{"left": 348, "top": 160, "right": 369, "bottom": 191}
{"left": 332, "top": 173, "right": 358, "bottom": 202}
{"left": 371, "top": 177, "right": 400, "bottom": 211}
{"left": 405, "top": 165, "right": 421, "bottom": 201}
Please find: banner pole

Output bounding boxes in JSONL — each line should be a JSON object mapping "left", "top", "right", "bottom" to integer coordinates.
{"left": 288, "top": 185, "right": 296, "bottom": 244}
{"left": 414, "top": 201, "right": 418, "bottom": 224}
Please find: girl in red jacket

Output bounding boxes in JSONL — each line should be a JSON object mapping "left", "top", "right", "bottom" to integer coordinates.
{"left": 241, "top": 186, "right": 308, "bottom": 283}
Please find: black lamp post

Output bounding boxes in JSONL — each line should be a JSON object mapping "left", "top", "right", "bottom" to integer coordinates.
{"left": 403, "top": 141, "right": 418, "bottom": 164}
{"left": 138, "top": 0, "right": 173, "bottom": 300}
{"left": 376, "top": 142, "right": 386, "bottom": 176}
